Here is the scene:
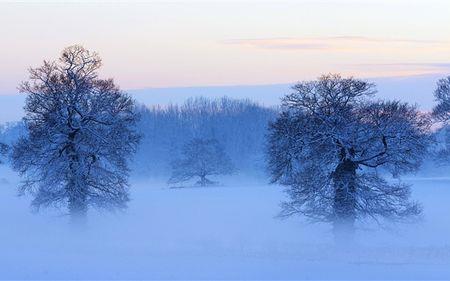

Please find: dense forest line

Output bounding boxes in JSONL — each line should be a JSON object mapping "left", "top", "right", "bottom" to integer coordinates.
{"left": 2, "top": 96, "right": 450, "bottom": 179}
{"left": 0, "top": 96, "right": 277, "bottom": 178}
{"left": 133, "top": 97, "right": 277, "bottom": 177}
{"left": 2, "top": 96, "right": 450, "bottom": 180}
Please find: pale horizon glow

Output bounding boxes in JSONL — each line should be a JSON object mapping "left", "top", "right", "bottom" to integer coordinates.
{"left": 1, "top": 0, "right": 450, "bottom": 95}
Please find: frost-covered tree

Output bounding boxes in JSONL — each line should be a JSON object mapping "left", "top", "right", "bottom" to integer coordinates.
{"left": 433, "top": 76, "right": 450, "bottom": 121}
{"left": 432, "top": 76, "right": 450, "bottom": 162}
{"left": 267, "top": 74, "right": 430, "bottom": 239}
{"left": 12, "top": 45, "right": 140, "bottom": 223}
{"left": 169, "top": 138, "right": 235, "bottom": 186}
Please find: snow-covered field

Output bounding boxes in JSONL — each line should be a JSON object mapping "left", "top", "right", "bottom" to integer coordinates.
{"left": 0, "top": 166, "right": 449, "bottom": 279}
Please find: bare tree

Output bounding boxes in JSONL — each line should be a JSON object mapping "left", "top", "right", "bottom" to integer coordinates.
{"left": 267, "top": 74, "right": 430, "bottom": 240}
{"left": 432, "top": 76, "right": 450, "bottom": 122}
{"left": 169, "top": 138, "right": 235, "bottom": 187}
{"left": 12, "top": 45, "right": 140, "bottom": 224}
{"left": 432, "top": 76, "right": 450, "bottom": 163}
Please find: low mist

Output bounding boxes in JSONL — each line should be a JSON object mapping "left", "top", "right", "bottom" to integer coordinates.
{"left": 1, "top": 162, "right": 449, "bottom": 279}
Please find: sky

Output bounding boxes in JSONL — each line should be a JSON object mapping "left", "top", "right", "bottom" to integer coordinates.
{"left": 0, "top": 0, "right": 450, "bottom": 95}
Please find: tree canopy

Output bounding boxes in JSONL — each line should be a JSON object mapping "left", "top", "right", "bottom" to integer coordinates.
{"left": 12, "top": 45, "right": 140, "bottom": 222}
{"left": 267, "top": 74, "right": 430, "bottom": 237}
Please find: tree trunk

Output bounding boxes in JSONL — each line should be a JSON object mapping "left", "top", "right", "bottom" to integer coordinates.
{"left": 66, "top": 131, "right": 87, "bottom": 226}
{"left": 198, "top": 175, "right": 213, "bottom": 187}
{"left": 199, "top": 175, "right": 207, "bottom": 187}
{"left": 68, "top": 189, "right": 87, "bottom": 225}
{"left": 332, "top": 159, "right": 357, "bottom": 243}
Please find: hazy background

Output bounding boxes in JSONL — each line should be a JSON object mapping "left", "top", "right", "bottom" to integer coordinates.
{"left": 0, "top": 74, "right": 443, "bottom": 123}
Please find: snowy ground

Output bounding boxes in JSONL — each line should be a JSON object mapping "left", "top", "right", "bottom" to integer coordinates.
{"left": 0, "top": 166, "right": 449, "bottom": 279}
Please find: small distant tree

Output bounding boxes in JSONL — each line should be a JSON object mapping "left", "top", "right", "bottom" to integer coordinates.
{"left": 12, "top": 45, "right": 140, "bottom": 224}
{"left": 267, "top": 74, "right": 430, "bottom": 240}
{"left": 169, "top": 138, "right": 235, "bottom": 186}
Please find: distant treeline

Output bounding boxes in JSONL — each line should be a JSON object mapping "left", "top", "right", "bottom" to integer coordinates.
{"left": 133, "top": 97, "right": 277, "bottom": 177}
{"left": 0, "top": 97, "right": 277, "bottom": 177}
{"left": 3, "top": 96, "right": 450, "bottom": 179}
